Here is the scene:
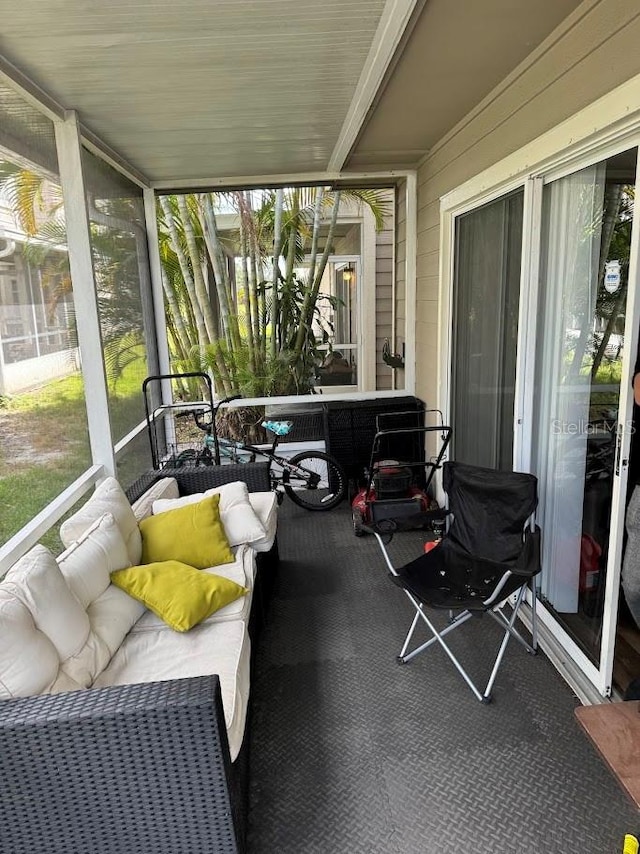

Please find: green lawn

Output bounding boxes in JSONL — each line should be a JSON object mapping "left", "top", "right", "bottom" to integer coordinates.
{"left": 0, "top": 360, "right": 147, "bottom": 550}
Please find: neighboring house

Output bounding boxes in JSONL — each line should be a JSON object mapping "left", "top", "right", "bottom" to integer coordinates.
{"left": 0, "top": 203, "right": 78, "bottom": 395}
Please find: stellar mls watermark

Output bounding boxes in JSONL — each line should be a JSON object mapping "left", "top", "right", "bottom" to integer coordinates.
{"left": 551, "top": 419, "right": 635, "bottom": 435}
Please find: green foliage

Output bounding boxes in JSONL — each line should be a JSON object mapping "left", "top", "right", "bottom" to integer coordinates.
{"left": 158, "top": 186, "right": 388, "bottom": 398}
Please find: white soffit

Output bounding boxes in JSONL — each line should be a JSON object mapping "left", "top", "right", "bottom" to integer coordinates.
{"left": 0, "top": 0, "right": 414, "bottom": 185}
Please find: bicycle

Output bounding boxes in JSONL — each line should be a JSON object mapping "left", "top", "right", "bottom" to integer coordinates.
{"left": 175, "top": 395, "right": 347, "bottom": 512}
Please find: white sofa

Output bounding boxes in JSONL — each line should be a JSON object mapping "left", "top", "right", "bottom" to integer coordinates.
{"left": 0, "top": 471, "right": 278, "bottom": 764}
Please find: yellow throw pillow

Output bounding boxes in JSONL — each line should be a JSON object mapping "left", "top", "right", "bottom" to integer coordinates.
{"left": 139, "top": 494, "right": 233, "bottom": 568}
{"left": 111, "top": 560, "right": 248, "bottom": 632}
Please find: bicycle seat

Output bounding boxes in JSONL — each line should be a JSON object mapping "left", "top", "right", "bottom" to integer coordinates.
{"left": 262, "top": 420, "right": 293, "bottom": 437}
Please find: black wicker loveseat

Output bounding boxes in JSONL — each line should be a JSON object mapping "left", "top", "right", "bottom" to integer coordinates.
{"left": 0, "top": 462, "right": 277, "bottom": 854}
{"left": 0, "top": 676, "right": 244, "bottom": 854}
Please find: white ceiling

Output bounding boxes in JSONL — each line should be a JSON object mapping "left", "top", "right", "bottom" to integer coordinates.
{"left": 0, "top": 0, "right": 584, "bottom": 187}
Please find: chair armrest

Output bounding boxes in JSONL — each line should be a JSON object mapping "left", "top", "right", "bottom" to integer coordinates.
{"left": 511, "top": 525, "right": 542, "bottom": 577}
{"left": 0, "top": 676, "right": 244, "bottom": 854}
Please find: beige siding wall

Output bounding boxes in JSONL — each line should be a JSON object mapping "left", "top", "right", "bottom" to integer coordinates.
{"left": 415, "top": 0, "right": 640, "bottom": 409}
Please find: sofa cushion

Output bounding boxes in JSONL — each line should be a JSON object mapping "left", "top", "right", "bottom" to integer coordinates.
{"left": 59, "top": 632, "right": 112, "bottom": 689}
{"left": 140, "top": 494, "right": 233, "bottom": 568}
{"left": 3, "top": 545, "right": 89, "bottom": 662}
{"left": 92, "top": 618, "right": 251, "bottom": 761}
{"left": 247, "top": 491, "right": 278, "bottom": 552}
{"left": 59, "top": 584, "right": 146, "bottom": 689}
{"left": 58, "top": 513, "right": 131, "bottom": 608}
{"left": 153, "top": 480, "right": 266, "bottom": 548}
{"left": 48, "top": 671, "right": 85, "bottom": 694}
{"left": 0, "top": 587, "right": 60, "bottom": 698}
{"left": 132, "top": 544, "right": 255, "bottom": 632}
{"left": 56, "top": 515, "right": 141, "bottom": 687}
{"left": 111, "top": 560, "right": 247, "bottom": 632}
{"left": 131, "top": 477, "right": 179, "bottom": 522}
{"left": 88, "top": 584, "right": 146, "bottom": 655}
{"left": 60, "top": 476, "right": 142, "bottom": 565}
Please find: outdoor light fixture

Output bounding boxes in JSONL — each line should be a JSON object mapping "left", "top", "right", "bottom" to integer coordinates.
{"left": 343, "top": 265, "right": 354, "bottom": 283}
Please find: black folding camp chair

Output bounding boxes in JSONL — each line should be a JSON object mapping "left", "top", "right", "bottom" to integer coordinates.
{"left": 371, "top": 461, "right": 541, "bottom": 703}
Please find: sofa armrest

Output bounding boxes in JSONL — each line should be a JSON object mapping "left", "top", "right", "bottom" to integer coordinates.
{"left": 127, "top": 462, "right": 271, "bottom": 503}
{"left": 0, "top": 676, "right": 244, "bottom": 854}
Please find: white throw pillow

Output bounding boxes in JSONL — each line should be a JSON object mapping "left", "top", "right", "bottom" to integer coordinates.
{"left": 60, "top": 476, "right": 142, "bottom": 565}
{"left": 58, "top": 512, "right": 130, "bottom": 608}
{"left": 56, "top": 515, "right": 139, "bottom": 687}
{"left": 3, "top": 545, "right": 90, "bottom": 662}
{"left": 131, "top": 477, "right": 179, "bottom": 522}
{"left": 247, "top": 492, "right": 279, "bottom": 552}
{"left": 0, "top": 587, "right": 59, "bottom": 698}
{"left": 152, "top": 481, "right": 266, "bottom": 548}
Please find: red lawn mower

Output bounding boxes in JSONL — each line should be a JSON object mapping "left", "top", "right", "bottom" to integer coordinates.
{"left": 351, "top": 411, "right": 451, "bottom": 536}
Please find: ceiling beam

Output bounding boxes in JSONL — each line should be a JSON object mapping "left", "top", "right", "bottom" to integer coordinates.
{"left": 327, "top": 0, "right": 423, "bottom": 173}
{"left": 151, "top": 169, "right": 414, "bottom": 194}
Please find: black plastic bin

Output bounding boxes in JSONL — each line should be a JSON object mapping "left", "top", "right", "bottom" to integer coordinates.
{"left": 263, "top": 402, "right": 325, "bottom": 443}
{"left": 323, "top": 396, "right": 426, "bottom": 485}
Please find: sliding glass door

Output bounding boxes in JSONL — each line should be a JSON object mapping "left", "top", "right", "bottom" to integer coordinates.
{"left": 447, "top": 145, "right": 640, "bottom": 696}
{"left": 530, "top": 149, "right": 638, "bottom": 682}
{"left": 451, "top": 189, "right": 524, "bottom": 469}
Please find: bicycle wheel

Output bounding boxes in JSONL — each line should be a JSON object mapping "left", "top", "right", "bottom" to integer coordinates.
{"left": 283, "top": 451, "right": 347, "bottom": 511}
{"left": 175, "top": 449, "right": 197, "bottom": 467}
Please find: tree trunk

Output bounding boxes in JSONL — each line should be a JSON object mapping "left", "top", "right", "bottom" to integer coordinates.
{"left": 305, "top": 188, "right": 324, "bottom": 290}
{"left": 271, "top": 189, "right": 284, "bottom": 359}
{"left": 237, "top": 199, "right": 257, "bottom": 375}
{"left": 161, "top": 265, "right": 193, "bottom": 359}
{"left": 159, "top": 196, "right": 208, "bottom": 353}
{"left": 199, "top": 193, "right": 240, "bottom": 350}
{"left": 176, "top": 195, "right": 218, "bottom": 343}
{"left": 293, "top": 190, "right": 341, "bottom": 358}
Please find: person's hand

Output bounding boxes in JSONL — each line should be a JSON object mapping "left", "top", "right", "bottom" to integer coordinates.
{"left": 634, "top": 372, "right": 640, "bottom": 406}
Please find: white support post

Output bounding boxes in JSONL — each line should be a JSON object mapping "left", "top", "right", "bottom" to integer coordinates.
{"left": 143, "top": 187, "right": 172, "bottom": 387}
{"left": 0, "top": 325, "right": 6, "bottom": 396}
{"left": 404, "top": 172, "right": 417, "bottom": 393}
{"left": 361, "top": 206, "right": 377, "bottom": 391}
{"left": 143, "top": 186, "right": 175, "bottom": 457}
{"left": 54, "top": 111, "right": 116, "bottom": 476}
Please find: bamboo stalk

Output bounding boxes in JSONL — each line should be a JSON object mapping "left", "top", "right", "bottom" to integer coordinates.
{"left": 293, "top": 190, "right": 341, "bottom": 357}
{"left": 271, "top": 188, "right": 284, "bottom": 359}
{"left": 176, "top": 195, "right": 218, "bottom": 343}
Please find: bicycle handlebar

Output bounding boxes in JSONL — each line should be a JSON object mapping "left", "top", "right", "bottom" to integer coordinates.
{"left": 214, "top": 394, "right": 242, "bottom": 410}
{"left": 190, "top": 394, "right": 243, "bottom": 434}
